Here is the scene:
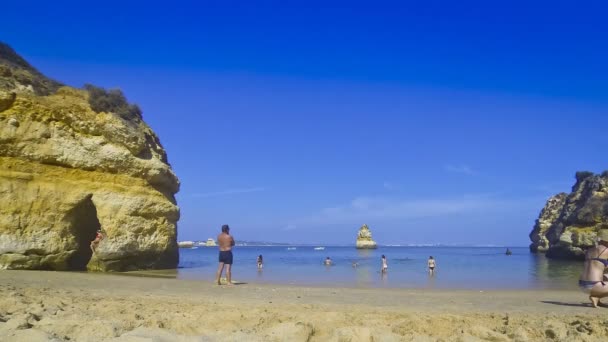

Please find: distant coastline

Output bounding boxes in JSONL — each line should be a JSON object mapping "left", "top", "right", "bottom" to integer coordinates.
{"left": 184, "top": 240, "right": 528, "bottom": 248}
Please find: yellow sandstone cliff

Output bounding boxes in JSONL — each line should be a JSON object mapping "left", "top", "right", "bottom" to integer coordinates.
{"left": 0, "top": 42, "right": 179, "bottom": 271}
{"left": 529, "top": 171, "right": 608, "bottom": 260}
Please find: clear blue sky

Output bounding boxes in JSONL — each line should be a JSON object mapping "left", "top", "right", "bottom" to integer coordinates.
{"left": 2, "top": 1, "right": 607, "bottom": 245}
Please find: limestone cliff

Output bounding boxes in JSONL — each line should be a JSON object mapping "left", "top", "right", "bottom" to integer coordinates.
{"left": 356, "top": 224, "right": 377, "bottom": 249}
{"left": 0, "top": 42, "right": 180, "bottom": 271}
{"left": 529, "top": 171, "right": 608, "bottom": 260}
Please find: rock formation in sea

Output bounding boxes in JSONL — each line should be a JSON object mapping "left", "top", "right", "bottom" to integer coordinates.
{"left": 529, "top": 171, "right": 608, "bottom": 260}
{"left": 0, "top": 42, "right": 180, "bottom": 271}
{"left": 356, "top": 224, "right": 378, "bottom": 249}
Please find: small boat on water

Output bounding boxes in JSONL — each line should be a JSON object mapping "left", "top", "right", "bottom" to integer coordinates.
{"left": 314, "top": 247, "right": 325, "bottom": 250}
{"left": 287, "top": 247, "right": 297, "bottom": 250}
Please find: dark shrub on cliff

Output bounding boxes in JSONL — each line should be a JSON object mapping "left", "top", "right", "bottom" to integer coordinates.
{"left": 601, "top": 170, "right": 608, "bottom": 178}
{"left": 576, "top": 171, "right": 594, "bottom": 182}
{"left": 84, "top": 84, "right": 142, "bottom": 120}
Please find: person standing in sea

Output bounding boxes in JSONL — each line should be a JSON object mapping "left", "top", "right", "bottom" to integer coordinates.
{"left": 579, "top": 230, "right": 608, "bottom": 307}
{"left": 215, "top": 224, "right": 235, "bottom": 286}
{"left": 381, "top": 255, "right": 388, "bottom": 273}
{"left": 428, "top": 256, "right": 436, "bottom": 276}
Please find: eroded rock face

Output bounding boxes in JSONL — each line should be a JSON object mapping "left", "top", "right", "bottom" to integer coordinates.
{"left": 356, "top": 224, "right": 377, "bottom": 249}
{"left": 529, "top": 171, "right": 608, "bottom": 260}
{"left": 0, "top": 43, "right": 179, "bottom": 271}
{"left": 529, "top": 193, "right": 568, "bottom": 253}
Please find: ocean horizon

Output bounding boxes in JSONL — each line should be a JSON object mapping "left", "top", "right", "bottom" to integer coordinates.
{"left": 182, "top": 240, "right": 530, "bottom": 248}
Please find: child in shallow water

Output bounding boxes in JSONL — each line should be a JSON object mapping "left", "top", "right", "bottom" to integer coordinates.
{"left": 381, "top": 255, "right": 388, "bottom": 273}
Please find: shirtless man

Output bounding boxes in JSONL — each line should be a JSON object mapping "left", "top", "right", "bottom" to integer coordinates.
{"left": 579, "top": 230, "right": 608, "bottom": 307}
{"left": 215, "top": 224, "right": 235, "bottom": 285}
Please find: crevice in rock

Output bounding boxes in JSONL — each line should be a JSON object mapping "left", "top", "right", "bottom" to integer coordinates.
{"left": 66, "top": 195, "right": 101, "bottom": 270}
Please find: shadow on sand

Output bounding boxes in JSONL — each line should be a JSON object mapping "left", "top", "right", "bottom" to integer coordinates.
{"left": 540, "top": 300, "right": 594, "bottom": 308}
{"left": 217, "top": 280, "right": 248, "bottom": 286}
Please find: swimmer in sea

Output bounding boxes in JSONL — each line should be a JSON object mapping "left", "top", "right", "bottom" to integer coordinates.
{"left": 257, "top": 254, "right": 263, "bottom": 270}
{"left": 381, "top": 255, "right": 388, "bottom": 273}
{"left": 324, "top": 257, "right": 332, "bottom": 266}
{"left": 579, "top": 230, "right": 608, "bottom": 308}
{"left": 428, "top": 256, "right": 436, "bottom": 276}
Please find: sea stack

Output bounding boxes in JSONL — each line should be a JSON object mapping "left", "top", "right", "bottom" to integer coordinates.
{"left": 356, "top": 224, "right": 378, "bottom": 249}
{"left": 0, "top": 42, "right": 180, "bottom": 271}
{"left": 529, "top": 171, "right": 608, "bottom": 260}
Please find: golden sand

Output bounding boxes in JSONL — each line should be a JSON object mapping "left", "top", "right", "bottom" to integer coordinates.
{"left": 0, "top": 270, "right": 606, "bottom": 341}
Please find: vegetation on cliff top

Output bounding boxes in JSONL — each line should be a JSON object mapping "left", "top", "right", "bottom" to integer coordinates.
{"left": 1, "top": 42, "right": 143, "bottom": 122}
{"left": 84, "top": 84, "right": 143, "bottom": 120}
{"left": 575, "top": 171, "right": 595, "bottom": 182}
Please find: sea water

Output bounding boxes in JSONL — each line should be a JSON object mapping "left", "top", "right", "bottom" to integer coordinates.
{"left": 173, "top": 246, "right": 582, "bottom": 290}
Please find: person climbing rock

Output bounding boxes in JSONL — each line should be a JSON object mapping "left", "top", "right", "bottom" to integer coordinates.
{"left": 90, "top": 229, "right": 104, "bottom": 253}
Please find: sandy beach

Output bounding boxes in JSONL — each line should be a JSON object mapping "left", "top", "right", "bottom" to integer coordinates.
{"left": 0, "top": 271, "right": 606, "bottom": 341}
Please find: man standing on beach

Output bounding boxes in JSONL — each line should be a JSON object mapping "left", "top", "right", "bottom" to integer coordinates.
{"left": 215, "top": 224, "right": 235, "bottom": 285}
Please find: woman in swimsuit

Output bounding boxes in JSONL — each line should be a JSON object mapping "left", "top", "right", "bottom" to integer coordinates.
{"left": 257, "top": 254, "right": 263, "bottom": 270}
{"left": 428, "top": 256, "right": 436, "bottom": 276}
{"left": 579, "top": 229, "right": 608, "bottom": 308}
{"left": 381, "top": 255, "right": 388, "bottom": 273}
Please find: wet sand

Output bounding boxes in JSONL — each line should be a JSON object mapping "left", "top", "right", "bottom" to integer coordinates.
{"left": 0, "top": 270, "right": 606, "bottom": 341}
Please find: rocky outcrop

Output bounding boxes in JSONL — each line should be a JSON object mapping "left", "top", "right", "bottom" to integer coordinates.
{"left": 529, "top": 171, "right": 608, "bottom": 260}
{"left": 0, "top": 43, "right": 62, "bottom": 96}
{"left": 0, "top": 42, "right": 180, "bottom": 271}
{"left": 529, "top": 193, "right": 568, "bottom": 253}
{"left": 356, "top": 224, "right": 377, "bottom": 249}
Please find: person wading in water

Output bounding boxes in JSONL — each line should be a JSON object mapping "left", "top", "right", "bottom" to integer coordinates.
{"left": 428, "top": 256, "right": 436, "bottom": 276}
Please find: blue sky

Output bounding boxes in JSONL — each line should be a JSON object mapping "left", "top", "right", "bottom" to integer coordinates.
{"left": 2, "top": 1, "right": 607, "bottom": 245}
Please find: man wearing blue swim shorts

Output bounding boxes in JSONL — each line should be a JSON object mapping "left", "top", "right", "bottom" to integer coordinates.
{"left": 215, "top": 224, "right": 235, "bottom": 285}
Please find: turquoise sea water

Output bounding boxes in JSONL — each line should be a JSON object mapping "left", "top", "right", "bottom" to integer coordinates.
{"left": 174, "top": 246, "right": 582, "bottom": 290}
